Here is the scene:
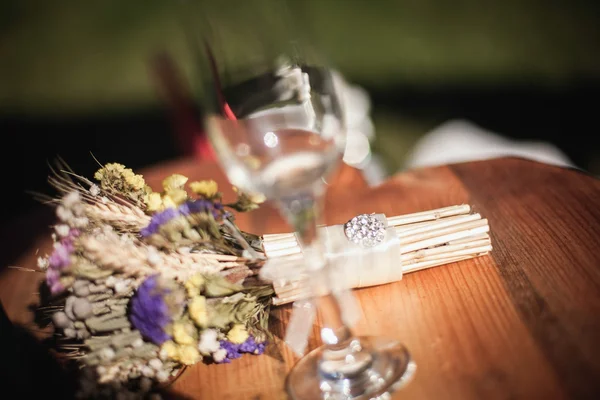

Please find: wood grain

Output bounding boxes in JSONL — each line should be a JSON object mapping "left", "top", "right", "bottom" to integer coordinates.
{"left": 1, "top": 157, "right": 599, "bottom": 399}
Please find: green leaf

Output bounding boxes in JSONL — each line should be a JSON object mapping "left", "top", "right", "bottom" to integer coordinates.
{"left": 203, "top": 275, "right": 244, "bottom": 298}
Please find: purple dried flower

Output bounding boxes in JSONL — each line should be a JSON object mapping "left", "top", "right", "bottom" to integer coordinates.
{"left": 140, "top": 199, "right": 228, "bottom": 238}
{"left": 45, "top": 232, "right": 78, "bottom": 295}
{"left": 183, "top": 199, "right": 223, "bottom": 220}
{"left": 216, "top": 336, "right": 266, "bottom": 363}
{"left": 179, "top": 199, "right": 211, "bottom": 215}
{"left": 218, "top": 340, "right": 242, "bottom": 363}
{"left": 140, "top": 208, "right": 179, "bottom": 237}
{"left": 68, "top": 228, "right": 81, "bottom": 238}
{"left": 239, "top": 336, "right": 266, "bottom": 355}
{"left": 129, "top": 275, "right": 184, "bottom": 345}
{"left": 177, "top": 203, "right": 191, "bottom": 216}
{"left": 45, "top": 268, "right": 64, "bottom": 295}
{"left": 48, "top": 243, "right": 72, "bottom": 269}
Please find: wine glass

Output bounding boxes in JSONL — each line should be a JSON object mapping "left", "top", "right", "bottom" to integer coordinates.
{"left": 181, "top": 1, "right": 415, "bottom": 398}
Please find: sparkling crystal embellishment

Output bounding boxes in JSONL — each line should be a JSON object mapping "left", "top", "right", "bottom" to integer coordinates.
{"left": 344, "top": 214, "right": 386, "bottom": 248}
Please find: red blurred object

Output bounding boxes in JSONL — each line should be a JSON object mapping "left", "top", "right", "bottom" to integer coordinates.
{"left": 204, "top": 42, "right": 238, "bottom": 122}
{"left": 223, "top": 102, "right": 237, "bottom": 121}
{"left": 150, "top": 52, "right": 216, "bottom": 160}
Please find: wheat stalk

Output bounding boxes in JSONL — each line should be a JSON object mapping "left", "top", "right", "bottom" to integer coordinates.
{"left": 85, "top": 202, "right": 150, "bottom": 231}
{"left": 79, "top": 228, "right": 254, "bottom": 282}
{"left": 80, "top": 235, "right": 154, "bottom": 277}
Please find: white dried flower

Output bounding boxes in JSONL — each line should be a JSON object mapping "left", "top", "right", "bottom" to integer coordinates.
{"left": 37, "top": 256, "right": 49, "bottom": 270}
{"left": 155, "top": 370, "right": 170, "bottom": 382}
{"left": 99, "top": 347, "right": 115, "bottom": 361}
{"left": 159, "top": 347, "right": 169, "bottom": 361}
{"left": 56, "top": 205, "right": 73, "bottom": 222}
{"left": 105, "top": 276, "right": 117, "bottom": 288}
{"left": 55, "top": 224, "right": 70, "bottom": 237}
{"left": 141, "top": 366, "right": 155, "bottom": 378}
{"left": 198, "top": 329, "right": 220, "bottom": 355}
{"left": 71, "top": 202, "right": 85, "bottom": 216}
{"left": 132, "top": 338, "right": 144, "bottom": 348}
{"left": 99, "top": 365, "right": 119, "bottom": 383}
{"left": 63, "top": 191, "right": 80, "bottom": 208}
{"left": 101, "top": 196, "right": 109, "bottom": 204}
{"left": 212, "top": 348, "right": 227, "bottom": 363}
{"left": 90, "top": 184, "right": 100, "bottom": 197}
{"left": 149, "top": 358, "right": 163, "bottom": 370}
{"left": 114, "top": 279, "right": 130, "bottom": 294}
{"left": 73, "top": 217, "right": 89, "bottom": 228}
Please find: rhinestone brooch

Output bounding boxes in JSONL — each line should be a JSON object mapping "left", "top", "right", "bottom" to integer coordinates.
{"left": 343, "top": 214, "right": 386, "bottom": 248}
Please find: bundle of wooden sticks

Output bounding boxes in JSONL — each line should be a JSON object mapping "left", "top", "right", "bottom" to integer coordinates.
{"left": 261, "top": 204, "right": 492, "bottom": 305}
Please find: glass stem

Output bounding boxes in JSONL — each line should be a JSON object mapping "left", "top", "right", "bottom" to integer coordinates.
{"left": 278, "top": 193, "right": 358, "bottom": 356}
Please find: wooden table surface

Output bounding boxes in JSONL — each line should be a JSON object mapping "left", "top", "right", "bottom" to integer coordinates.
{"left": 1, "top": 156, "right": 600, "bottom": 399}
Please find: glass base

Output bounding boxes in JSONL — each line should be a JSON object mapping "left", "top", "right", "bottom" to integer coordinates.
{"left": 285, "top": 336, "right": 416, "bottom": 400}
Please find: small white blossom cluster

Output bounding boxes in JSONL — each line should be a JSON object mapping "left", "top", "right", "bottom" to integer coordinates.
{"left": 56, "top": 191, "right": 89, "bottom": 229}
{"left": 197, "top": 328, "right": 227, "bottom": 362}
{"left": 89, "top": 184, "right": 101, "bottom": 197}
{"left": 37, "top": 256, "right": 49, "bottom": 270}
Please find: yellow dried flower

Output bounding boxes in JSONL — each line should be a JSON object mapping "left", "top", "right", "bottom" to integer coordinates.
{"left": 94, "top": 163, "right": 124, "bottom": 181}
{"left": 227, "top": 324, "right": 249, "bottom": 344}
{"left": 143, "top": 175, "right": 189, "bottom": 213}
{"left": 229, "top": 186, "right": 265, "bottom": 212}
{"left": 172, "top": 321, "right": 197, "bottom": 345}
{"left": 160, "top": 340, "right": 180, "bottom": 360}
{"left": 95, "top": 163, "right": 146, "bottom": 189}
{"left": 125, "top": 173, "right": 146, "bottom": 191}
{"left": 94, "top": 163, "right": 149, "bottom": 205}
{"left": 184, "top": 273, "right": 205, "bottom": 297}
{"left": 190, "top": 180, "right": 219, "bottom": 199}
{"left": 163, "top": 174, "right": 188, "bottom": 192}
{"left": 145, "top": 192, "right": 163, "bottom": 212}
{"left": 165, "top": 188, "right": 188, "bottom": 206}
{"left": 249, "top": 192, "right": 266, "bottom": 204}
{"left": 177, "top": 344, "right": 201, "bottom": 365}
{"left": 161, "top": 195, "right": 178, "bottom": 210}
{"left": 189, "top": 296, "right": 209, "bottom": 328}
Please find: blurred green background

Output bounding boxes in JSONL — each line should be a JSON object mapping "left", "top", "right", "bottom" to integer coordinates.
{"left": 1, "top": 0, "right": 599, "bottom": 220}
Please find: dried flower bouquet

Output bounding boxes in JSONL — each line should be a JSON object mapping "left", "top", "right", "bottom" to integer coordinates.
{"left": 34, "top": 159, "right": 272, "bottom": 398}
